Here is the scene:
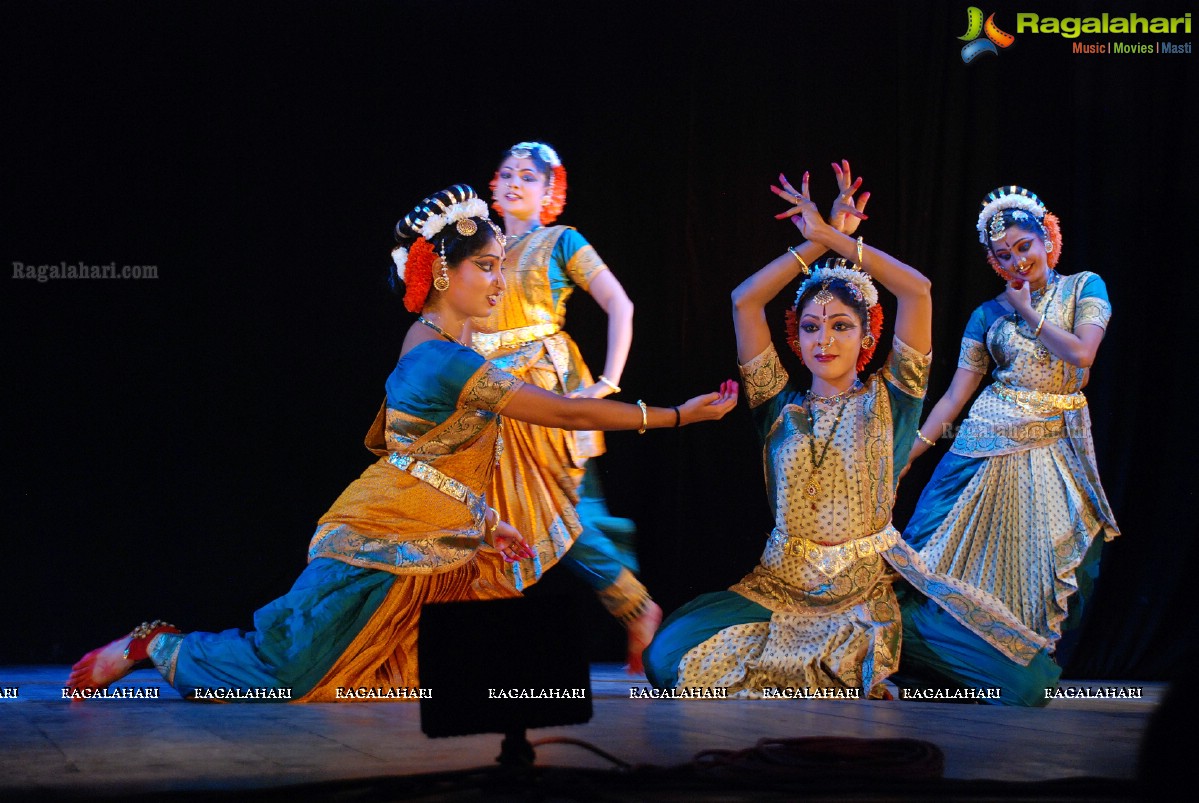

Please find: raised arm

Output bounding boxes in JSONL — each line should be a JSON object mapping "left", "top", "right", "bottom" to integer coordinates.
{"left": 732, "top": 163, "right": 868, "bottom": 363}
{"left": 502, "top": 379, "right": 738, "bottom": 431}
{"left": 782, "top": 164, "right": 931, "bottom": 354}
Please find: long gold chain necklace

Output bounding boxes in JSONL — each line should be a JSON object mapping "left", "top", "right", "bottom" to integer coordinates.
{"left": 417, "top": 315, "right": 466, "bottom": 348}
{"left": 802, "top": 391, "right": 854, "bottom": 504}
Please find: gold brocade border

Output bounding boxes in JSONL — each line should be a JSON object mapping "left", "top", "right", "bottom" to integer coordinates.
{"left": 882, "top": 336, "right": 930, "bottom": 399}
{"left": 730, "top": 553, "right": 892, "bottom": 616}
{"left": 563, "top": 244, "right": 608, "bottom": 291}
{"left": 883, "top": 540, "right": 1048, "bottom": 665}
{"left": 387, "top": 452, "right": 487, "bottom": 522}
{"left": 307, "top": 523, "right": 482, "bottom": 576}
{"left": 958, "top": 338, "right": 990, "bottom": 375}
{"left": 457, "top": 359, "right": 524, "bottom": 413}
{"left": 472, "top": 322, "right": 561, "bottom": 356}
{"left": 739, "top": 342, "right": 789, "bottom": 409}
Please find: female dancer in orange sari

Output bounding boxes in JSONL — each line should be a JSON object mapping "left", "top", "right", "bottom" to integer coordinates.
{"left": 67, "top": 184, "right": 737, "bottom": 700}
{"left": 475, "top": 141, "right": 659, "bottom": 671}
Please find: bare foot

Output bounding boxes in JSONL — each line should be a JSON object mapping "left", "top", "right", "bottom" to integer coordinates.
{"left": 625, "top": 600, "right": 663, "bottom": 677}
{"left": 65, "top": 635, "right": 136, "bottom": 693}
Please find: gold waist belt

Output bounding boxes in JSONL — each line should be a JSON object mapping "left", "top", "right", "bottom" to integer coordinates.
{"left": 994, "top": 383, "right": 1087, "bottom": 411}
{"left": 769, "top": 525, "right": 899, "bottom": 578}
{"left": 387, "top": 453, "right": 486, "bottom": 522}
{"left": 471, "top": 322, "right": 560, "bottom": 355}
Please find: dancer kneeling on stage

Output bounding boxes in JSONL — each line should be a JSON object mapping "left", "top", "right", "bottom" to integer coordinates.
{"left": 67, "top": 184, "right": 738, "bottom": 702}
{"left": 901, "top": 186, "right": 1117, "bottom": 664}
{"left": 644, "top": 163, "right": 1060, "bottom": 704}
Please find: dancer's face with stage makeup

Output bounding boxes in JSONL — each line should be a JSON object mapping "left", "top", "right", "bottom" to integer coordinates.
{"left": 495, "top": 157, "right": 548, "bottom": 221}
{"left": 798, "top": 298, "right": 863, "bottom": 390}
{"left": 990, "top": 226, "right": 1051, "bottom": 290}
{"left": 434, "top": 233, "right": 506, "bottom": 320}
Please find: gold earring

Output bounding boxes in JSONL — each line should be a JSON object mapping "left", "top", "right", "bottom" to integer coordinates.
{"left": 861, "top": 335, "right": 876, "bottom": 350}
{"left": 433, "top": 258, "right": 450, "bottom": 292}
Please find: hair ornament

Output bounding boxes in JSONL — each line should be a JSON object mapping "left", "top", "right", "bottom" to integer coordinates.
{"left": 393, "top": 184, "right": 494, "bottom": 313}
{"left": 794, "top": 257, "right": 879, "bottom": 309}
{"left": 510, "top": 141, "right": 561, "bottom": 168}
{"left": 976, "top": 185, "right": 1047, "bottom": 244}
{"left": 976, "top": 185, "right": 1063, "bottom": 274}
{"left": 419, "top": 197, "right": 489, "bottom": 239}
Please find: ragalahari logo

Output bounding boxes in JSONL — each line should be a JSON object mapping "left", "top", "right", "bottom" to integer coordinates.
{"left": 959, "top": 7, "right": 1016, "bottom": 62}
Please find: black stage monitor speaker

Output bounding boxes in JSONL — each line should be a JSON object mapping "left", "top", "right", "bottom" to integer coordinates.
{"left": 418, "top": 594, "right": 592, "bottom": 740}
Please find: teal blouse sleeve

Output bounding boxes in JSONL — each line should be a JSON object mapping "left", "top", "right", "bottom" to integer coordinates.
{"left": 957, "top": 303, "right": 992, "bottom": 375}
{"left": 549, "top": 227, "right": 609, "bottom": 294}
{"left": 881, "top": 336, "right": 931, "bottom": 484}
{"left": 385, "top": 341, "right": 487, "bottom": 425}
{"left": 1074, "top": 272, "right": 1112, "bottom": 330}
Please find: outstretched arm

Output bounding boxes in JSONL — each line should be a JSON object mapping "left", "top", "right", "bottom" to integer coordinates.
{"left": 502, "top": 379, "right": 738, "bottom": 431}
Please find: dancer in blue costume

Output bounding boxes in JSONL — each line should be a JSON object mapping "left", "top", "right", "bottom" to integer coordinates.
{"left": 901, "top": 186, "right": 1118, "bottom": 659}
{"left": 66, "top": 185, "right": 738, "bottom": 701}
{"left": 645, "top": 164, "right": 1060, "bottom": 704}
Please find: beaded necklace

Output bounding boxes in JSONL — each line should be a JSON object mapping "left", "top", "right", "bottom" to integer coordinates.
{"left": 801, "top": 384, "right": 859, "bottom": 505}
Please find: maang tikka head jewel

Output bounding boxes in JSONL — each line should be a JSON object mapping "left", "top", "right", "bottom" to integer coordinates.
{"left": 794, "top": 258, "right": 880, "bottom": 309}
{"left": 975, "top": 185, "right": 1063, "bottom": 274}
{"left": 391, "top": 184, "right": 501, "bottom": 313}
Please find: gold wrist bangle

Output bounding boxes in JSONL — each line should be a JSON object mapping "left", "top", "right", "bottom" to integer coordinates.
{"left": 597, "top": 374, "right": 621, "bottom": 394}
{"left": 855, "top": 236, "right": 865, "bottom": 267}
{"left": 636, "top": 400, "right": 648, "bottom": 434}
{"left": 916, "top": 429, "right": 936, "bottom": 447}
{"left": 485, "top": 507, "right": 499, "bottom": 541}
{"left": 1033, "top": 314, "right": 1046, "bottom": 338}
{"left": 787, "top": 246, "right": 810, "bottom": 275}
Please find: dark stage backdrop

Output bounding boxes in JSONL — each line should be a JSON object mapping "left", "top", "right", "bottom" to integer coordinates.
{"left": 3, "top": 0, "right": 1195, "bottom": 680}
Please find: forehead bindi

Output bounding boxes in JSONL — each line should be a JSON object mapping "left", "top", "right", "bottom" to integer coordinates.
{"left": 999, "top": 229, "right": 1035, "bottom": 250}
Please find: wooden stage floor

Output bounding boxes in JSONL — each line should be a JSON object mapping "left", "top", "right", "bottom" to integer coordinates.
{"left": 1, "top": 664, "right": 1161, "bottom": 801}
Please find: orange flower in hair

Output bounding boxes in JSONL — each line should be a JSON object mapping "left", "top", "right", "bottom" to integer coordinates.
{"left": 540, "top": 164, "right": 568, "bottom": 224}
{"left": 402, "top": 238, "right": 435, "bottom": 313}
{"left": 1043, "top": 212, "right": 1063, "bottom": 268}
